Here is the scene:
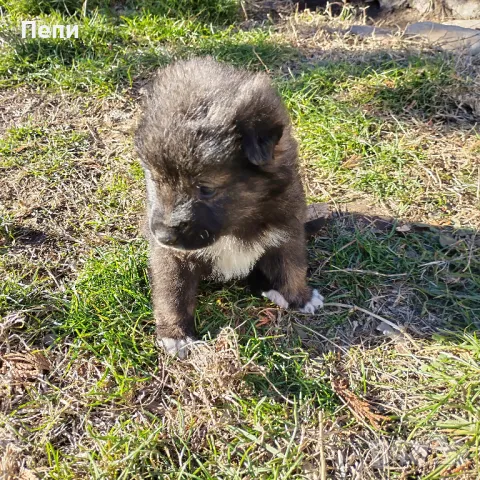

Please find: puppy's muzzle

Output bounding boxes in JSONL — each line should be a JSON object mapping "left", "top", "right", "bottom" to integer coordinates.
{"left": 150, "top": 211, "right": 216, "bottom": 251}
{"left": 152, "top": 223, "right": 179, "bottom": 247}
{"left": 150, "top": 216, "right": 182, "bottom": 247}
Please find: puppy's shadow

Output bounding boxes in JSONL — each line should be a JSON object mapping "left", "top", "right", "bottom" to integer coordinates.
{"left": 195, "top": 208, "right": 479, "bottom": 404}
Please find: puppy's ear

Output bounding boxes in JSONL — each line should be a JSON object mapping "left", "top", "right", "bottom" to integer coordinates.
{"left": 241, "top": 123, "right": 284, "bottom": 166}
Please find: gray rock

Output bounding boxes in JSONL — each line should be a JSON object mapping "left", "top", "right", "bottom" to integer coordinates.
{"left": 442, "top": 19, "right": 480, "bottom": 29}
{"left": 378, "top": 0, "right": 409, "bottom": 11}
{"left": 347, "top": 25, "right": 393, "bottom": 37}
{"left": 404, "top": 21, "right": 480, "bottom": 55}
{"left": 410, "top": 0, "right": 431, "bottom": 15}
{"left": 445, "top": 0, "right": 480, "bottom": 19}
{"left": 408, "top": 0, "right": 441, "bottom": 15}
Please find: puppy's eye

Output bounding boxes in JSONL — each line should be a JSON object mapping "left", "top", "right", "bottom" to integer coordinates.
{"left": 197, "top": 185, "right": 216, "bottom": 200}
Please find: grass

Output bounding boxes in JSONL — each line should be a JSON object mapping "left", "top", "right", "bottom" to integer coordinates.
{"left": 0, "top": 4, "right": 288, "bottom": 92}
{"left": 1, "top": 1, "right": 480, "bottom": 478}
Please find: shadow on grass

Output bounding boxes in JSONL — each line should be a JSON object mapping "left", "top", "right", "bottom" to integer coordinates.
{"left": 194, "top": 211, "right": 479, "bottom": 401}
{"left": 1, "top": 0, "right": 238, "bottom": 23}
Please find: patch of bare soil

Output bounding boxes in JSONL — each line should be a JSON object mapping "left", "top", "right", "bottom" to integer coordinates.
{"left": 1, "top": 88, "right": 142, "bottom": 287}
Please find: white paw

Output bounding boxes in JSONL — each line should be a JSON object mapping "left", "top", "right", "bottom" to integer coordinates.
{"left": 299, "top": 289, "right": 324, "bottom": 313}
{"left": 160, "top": 336, "right": 195, "bottom": 359}
{"left": 262, "top": 289, "right": 289, "bottom": 309}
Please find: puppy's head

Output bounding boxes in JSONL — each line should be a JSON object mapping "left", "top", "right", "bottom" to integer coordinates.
{"left": 135, "top": 57, "right": 294, "bottom": 251}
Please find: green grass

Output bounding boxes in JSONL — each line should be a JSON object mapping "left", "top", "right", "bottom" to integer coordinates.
{"left": 1, "top": 1, "right": 480, "bottom": 478}
{"left": 3, "top": 242, "right": 338, "bottom": 478}
{"left": 0, "top": 0, "right": 238, "bottom": 20}
{"left": 0, "top": 3, "right": 287, "bottom": 93}
{"left": 3, "top": 220, "right": 478, "bottom": 477}
{"left": 0, "top": 124, "right": 90, "bottom": 171}
{"left": 280, "top": 58, "right": 475, "bottom": 211}
{"left": 1, "top": 0, "right": 476, "bottom": 215}
{"left": 62, "top": 242, "right": 339, "bottom": 402}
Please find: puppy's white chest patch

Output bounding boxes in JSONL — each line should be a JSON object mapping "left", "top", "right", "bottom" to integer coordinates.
{"left": 199, "top": 229, "right": 288, "bottom": 281}
{"left": 210, "top": 239, "right": 264, "bottom": 281}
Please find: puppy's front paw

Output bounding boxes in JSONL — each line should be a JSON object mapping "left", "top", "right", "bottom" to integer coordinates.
{"left": 159, "top": 336, "right": 195, "bottom": 359}
{"left": 262, "top": 289, "right": 289, "bottom": 309}
{"left": 299, "top": 289, "right": 324, "bottom": 313}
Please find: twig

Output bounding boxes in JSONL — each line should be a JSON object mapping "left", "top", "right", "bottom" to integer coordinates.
{"left": 260, "top": 372, "right": 295, "bottom": 405}
{"left": 322, "top": 268, "right": 408, "bottom": 278}
{"left": 323, "top": 302, "right": 420, "bottom": 348}
{"left": 292, "top": 321, "right": 348, "bottom": 354}
{"left": 318, "top": 410, "right": 327, "bottom": 480}
{"left": 240, "top": 0, "right": 248, "bottom": 21}
{"left": 252, "top": 48, "right": 269, "bottom": 73}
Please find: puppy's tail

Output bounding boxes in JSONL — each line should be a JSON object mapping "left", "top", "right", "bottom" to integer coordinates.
{"left": 304, "top": 203, "right": 330, "bottom": 237}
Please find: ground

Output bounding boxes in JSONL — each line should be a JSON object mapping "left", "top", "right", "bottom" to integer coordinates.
{"left": 0, "top": 1, "right": 479, "bottom": 479}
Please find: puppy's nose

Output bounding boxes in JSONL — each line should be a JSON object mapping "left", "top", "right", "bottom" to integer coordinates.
{"left": 155, "top": 228, "right": 178, "bottom": 246}
{"left": 150, "top": 216, "right": 179, "bottom": 246}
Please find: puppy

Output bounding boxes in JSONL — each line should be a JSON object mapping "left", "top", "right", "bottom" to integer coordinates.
{"left": 135, "top": 57, "right": 323, "bottom": 358}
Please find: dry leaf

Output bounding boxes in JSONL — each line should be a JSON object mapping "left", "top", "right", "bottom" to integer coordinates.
{"left": 445, "top": 460, "right": 474, "bottom": 476}
{"left": 332, "top": 377, "right": 389, "bottom": 430}
{"left": 396, "top": 224, "right": 411, "bottom": 233}
{"left": 2, "top": 351, "right": 51, "bottom": 381}
{"left": 256, "top": 309, "right": 276, "bottom": 327}
{"left": 342, "top": 154, "right": 362, "bottom": 169}
{"left": 377, "top": 321, "right": 407, "bottom": 344}
{"left": 439, "top": 234, "right": 457, "bottom": 247}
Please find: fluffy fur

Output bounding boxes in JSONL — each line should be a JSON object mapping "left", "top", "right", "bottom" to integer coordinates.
{"left": 135, "top": 57, "right": 323, "bottom": 357}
